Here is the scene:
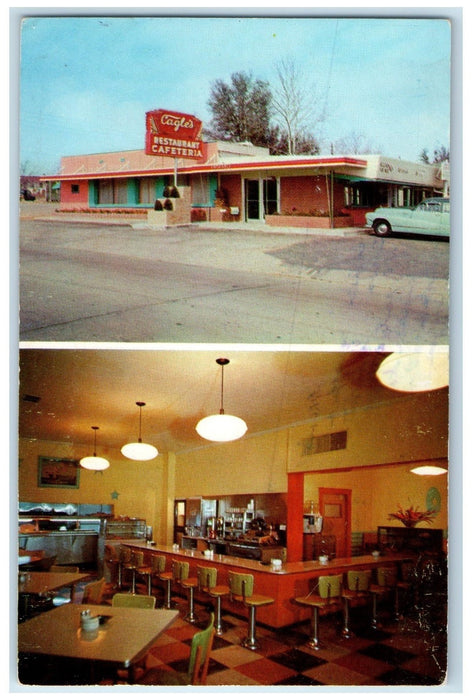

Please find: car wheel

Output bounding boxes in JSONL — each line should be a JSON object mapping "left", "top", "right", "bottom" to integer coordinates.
{"left": 373, "top": 219, "right": 392, "bottom": 237}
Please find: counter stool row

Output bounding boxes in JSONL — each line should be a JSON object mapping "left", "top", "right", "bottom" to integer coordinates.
{"left": 294, "top": 562, "right": 414, "bottom": 650}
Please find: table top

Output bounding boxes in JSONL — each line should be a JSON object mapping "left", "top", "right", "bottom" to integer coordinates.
{"left": 18, "top": 571, "right": 89, "bottom": 595}
{"left": 18, "top": 603, "right": 179, "bottom": 667}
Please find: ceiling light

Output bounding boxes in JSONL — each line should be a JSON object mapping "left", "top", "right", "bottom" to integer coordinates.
{"left": 80, "top": 426, "right": 110, "bottom": 471}
{"left": 410, "top": 465, "right": 448, "bottom": 476}
{"left": 376, "top": 351, "right": 449, "bottom": 392}
{"left": 121, "top": 402, "right": 158, "bottom": 461}
{"left": 196, "top": 358, "right": 247, "bottom": 442}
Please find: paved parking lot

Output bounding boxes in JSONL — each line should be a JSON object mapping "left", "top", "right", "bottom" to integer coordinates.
{"left": 17, "top": 210, "right": 449, "bottom": 345}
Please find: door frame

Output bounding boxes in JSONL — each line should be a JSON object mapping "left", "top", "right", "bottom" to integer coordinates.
{"left": 319, "top": 487, "right": 352, "bottom": 557}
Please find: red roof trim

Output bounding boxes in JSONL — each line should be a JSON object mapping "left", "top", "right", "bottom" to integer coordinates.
{"left": 43, "top": 156, "right": 368, "bottom": 181}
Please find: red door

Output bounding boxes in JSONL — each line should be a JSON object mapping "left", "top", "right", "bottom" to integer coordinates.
{"left": 319, "top": 488, "right": 352, "bottom": 558}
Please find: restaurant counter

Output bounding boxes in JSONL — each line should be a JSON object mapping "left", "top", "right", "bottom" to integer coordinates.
{"left": 122, "top": 540, "right": 412, "bottom": 628}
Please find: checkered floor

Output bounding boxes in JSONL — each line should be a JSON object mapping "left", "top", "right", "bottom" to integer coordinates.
{"left": 102, "top": 582, "right": 447, "bottom": 687}
{"left": 19, "top": 580, "right": 447, "bottom": 687}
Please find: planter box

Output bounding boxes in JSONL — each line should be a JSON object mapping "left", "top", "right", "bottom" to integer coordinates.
{"left": 147, "top": 209, "right": 167, "bottom": 228}
{"left": 265, "top": 214, "right": 352, "bottom": 229}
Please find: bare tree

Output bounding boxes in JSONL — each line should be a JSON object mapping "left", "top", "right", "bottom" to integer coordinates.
{"left": 331, "top": 131, "right": 381, "bottom": 155}
{"left": 270, "top": 59, "right": 321, "bottom": 155}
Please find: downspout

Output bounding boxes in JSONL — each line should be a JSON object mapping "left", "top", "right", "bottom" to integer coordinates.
{"left": 325, "top": 171, "right": 334, "bottom": 228}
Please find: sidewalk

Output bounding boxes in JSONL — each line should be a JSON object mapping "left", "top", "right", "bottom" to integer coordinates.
{"left": 19, "top": 201, "right": 366, "bottom": 237}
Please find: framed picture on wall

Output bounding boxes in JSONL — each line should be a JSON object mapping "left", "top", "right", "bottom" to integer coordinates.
{"left": 38, "top": 457, "right": 80, "bottom": 488}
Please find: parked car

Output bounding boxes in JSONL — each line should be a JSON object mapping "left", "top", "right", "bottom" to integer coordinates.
{"left": 365, "top": 197, "right": 450, "bottom": 238}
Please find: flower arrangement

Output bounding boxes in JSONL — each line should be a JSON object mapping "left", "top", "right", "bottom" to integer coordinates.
{"left": 388, "top": 504, "right": 437, "bottom": 528}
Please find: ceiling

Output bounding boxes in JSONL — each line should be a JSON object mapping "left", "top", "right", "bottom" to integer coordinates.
{"left": 18, "top": 348, "right": 440, "bottom": 455}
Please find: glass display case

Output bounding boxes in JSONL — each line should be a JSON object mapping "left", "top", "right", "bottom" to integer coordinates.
{"left": 105, "top": 518, "right": 147, "bottom": 540}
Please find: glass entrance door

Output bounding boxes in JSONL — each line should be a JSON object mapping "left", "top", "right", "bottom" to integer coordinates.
{"left": 246, "top": 179, "right": 260, "bottom": 220}
{"left": 245, "top": 178, "right": 279, "bottom": 221}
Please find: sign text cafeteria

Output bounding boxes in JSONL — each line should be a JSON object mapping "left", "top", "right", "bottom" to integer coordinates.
{"left": 145, "top": 109, "right": 203, "bottom": 159}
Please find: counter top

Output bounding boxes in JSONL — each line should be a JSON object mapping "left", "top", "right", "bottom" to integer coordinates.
{"left": 121, "top": 540, "right": 409, "bottom": 576}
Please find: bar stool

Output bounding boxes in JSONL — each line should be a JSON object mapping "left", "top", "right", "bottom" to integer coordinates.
{"left": 150, "top": 554, "right": 166, "bottom": 598}
{"left": 228, "top": 571, "right": 274, "bottom": 650}
{"left": 104, "top": 544, "right": 120, "bottom": 589}
{"left": 341, "top": 569, "right": 372, "bottom": 638}
{"left": 123, "top": 549, "right": 141, "bottom": 594}
{"left": 197, "top": 565, "right": 230, "bottom": 636}
{"left": 370, "top": 566, "right": 398, "bottom": 629}
{"left": 294, "top": 574, "right": 343, "bottom": 650}
{"left": 118, "top": 546, "right": 133, "bottom": 590}
{"left": 133, "top": 550, "right": 153, "bottom": 596}
{"left": 159, "top": 559, "right": 184, "bottom": 610}
{"left": 395, "top": 560, "right": 415, "bottom": 620}
{"left": 179, "top": 562, "right": 200, "bottom": 623}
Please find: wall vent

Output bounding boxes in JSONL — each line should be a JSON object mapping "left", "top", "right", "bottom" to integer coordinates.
{"left": 302, "top": 430, "right": 347, "bottom": 456}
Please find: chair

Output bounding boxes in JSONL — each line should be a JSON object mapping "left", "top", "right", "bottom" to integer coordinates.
{"left": 341, "top": 569, "right": 372, "bottom": 638}
{"left": 149, "top": 554, "right": 166, "bottom": 595}
{"left": 112, "top": 592, "right": 156, "bottom": 608}
{"left": 294, "top": 574, "right": 343, "bottom": 650}
{"left": 370, "top": 566, "right": 398, "bottom": 629}
{"left": 197, "top": 565, "right": 229, "bottom": 636}
{"left": 140, "top": 613, "right": 215, "bottom": 686}
{"left": 228, "top": 571, "right": 274, "bottom": 650}
{"left": 82, "top": 577, "right": 106, "bottom": 604}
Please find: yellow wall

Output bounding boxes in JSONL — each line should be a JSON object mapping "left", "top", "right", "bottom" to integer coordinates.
{"left": 304, "top": 465, "right": 448, "bottom": 534}
{"left": 18, "top": 438, "right": 172, "bottom": 544}
{"left": 18, "top": 388, "right": 448, "bottom": 545}
{"left": 174, "top": 430, "right": 288, "bottom": 496}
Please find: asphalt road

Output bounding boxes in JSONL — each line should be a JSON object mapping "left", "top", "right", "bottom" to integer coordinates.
{"left": 18, "top": 219, "right": 449, "bottom": 345}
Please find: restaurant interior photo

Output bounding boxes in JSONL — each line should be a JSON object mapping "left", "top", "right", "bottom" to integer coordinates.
{"left": 16, "top": 346, "right": 450, "bottom": 687}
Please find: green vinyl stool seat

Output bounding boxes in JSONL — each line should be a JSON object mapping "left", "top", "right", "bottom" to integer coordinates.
{"left": 294, "top": 574, "right": 343, "bottom": 650}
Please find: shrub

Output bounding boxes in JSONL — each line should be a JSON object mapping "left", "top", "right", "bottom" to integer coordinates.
{"left": 163, "top": 198, "right": 173, "bottom": 211}
{"left": 154, "top": 199, "right": 163, "bottom": 211}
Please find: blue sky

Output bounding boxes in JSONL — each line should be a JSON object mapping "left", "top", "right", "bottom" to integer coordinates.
{"left": 18, "top": 14, "right": 452, "bottom": 174}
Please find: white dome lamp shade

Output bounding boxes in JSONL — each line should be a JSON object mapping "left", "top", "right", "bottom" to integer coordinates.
{"left": 196, "top": 358, "right": 248, "bottom": 442}
{"left": 121, "top": 401, "right": 158, "bottom": 461}
{"left": 410, "top": 465, "right": 448, "bottom": 476}
{"left": 376, "top": 351, "right": 449, "bottom": 392}
{"left": 80, "top": 426, "right": 110, "bottom": 471}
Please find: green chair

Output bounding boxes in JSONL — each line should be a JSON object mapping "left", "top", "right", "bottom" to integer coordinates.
{"left": 228, "top": 571, "right": 274, "bottom": 650}
{"left": 159, "top": 559, "right": 186, "bottom": 609}
{"left": 112, "top": 592, "right": 156, "bottom": 608}
{"left": 294, "top": 574, "right": 343, "bottom": 650}
{"left": 341, "top": 569, "right": 372, "bottom": 638}
{"left": 140, "top": 613, "right": 215, "bottom": 685}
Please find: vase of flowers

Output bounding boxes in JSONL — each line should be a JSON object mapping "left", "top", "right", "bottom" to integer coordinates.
{"left": 388, "top": 504, "right": 437, "bottom": 528}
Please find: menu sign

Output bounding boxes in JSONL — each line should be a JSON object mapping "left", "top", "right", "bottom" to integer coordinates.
{"left": 145, "top": 109, "right": 203, "bottom": 159}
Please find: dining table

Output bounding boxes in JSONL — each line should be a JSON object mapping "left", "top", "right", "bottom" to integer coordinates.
{"left": 18, "top": 570, "right": 90, "bottom": 620}
{"left": 18, "top": 602, "right": 180, "bottom": 684}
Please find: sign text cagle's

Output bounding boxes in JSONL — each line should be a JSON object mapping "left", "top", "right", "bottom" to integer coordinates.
{"left": 145, "top": 109, "right": 203, "bottom": 159}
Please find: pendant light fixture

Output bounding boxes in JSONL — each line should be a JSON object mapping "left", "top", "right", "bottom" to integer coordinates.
{"left": 376, "top": 351, "right": 449, "bottom": 392}
{"left": 410, "top": 465, "right": 448, "bottom": 476}
{"left": 80, "top": 426, "right": 110, "bottom": 471}
{"left": 121, "top": 401, "right": 158, "bottom": 461}
{"left": 196, "top": 358, "right": 247, "bottom": 442}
